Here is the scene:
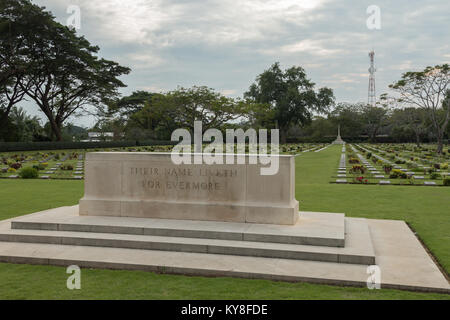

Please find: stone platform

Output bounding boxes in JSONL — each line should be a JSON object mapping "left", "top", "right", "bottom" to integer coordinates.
{"left": 0, "top": 206, "right": 448, "bottom": 293}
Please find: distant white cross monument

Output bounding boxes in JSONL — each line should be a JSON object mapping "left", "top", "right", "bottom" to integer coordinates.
{"left": 332, "top": 124, "right": 345, "bottom": 145}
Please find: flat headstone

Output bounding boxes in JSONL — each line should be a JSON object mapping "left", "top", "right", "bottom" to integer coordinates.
{"left": 49, "top": 168, "right": 57, "bottom": 171}
{"left": 374, "top": 175, "right": 385, "bottom": 178}
{"left": 337, "top": 174, "right": 346, "bottom": 177}
{"left": 379, "top": 180, "right": 391, "bottom": 185}
{"left": 74, "top": 171, "right": 83, "bottom": 174}
{"left": 45, "top": 171, "right": 54, "bottom": 174}
{"left": 394, "top": 166, "right": 401, "bottom": 169}
{"left": 73, "top": 176, "right": 83, "bottom": 180}
{"left": 400, "top": 169, "right": 408, "bottom": 172}
{"left": 336, "top": 179, "right": 347, "bottom": 183}
{"left": 406, "top": 172, "right": 415, "bottom": 175}
{"left": 413, "top": 176, "right": 424, "bottom": 179}
{"left": 8, "top": 175, "right": 18, "bottom": 179}
{"left": 424, "top": 181, "right": 436, "bottom": 186}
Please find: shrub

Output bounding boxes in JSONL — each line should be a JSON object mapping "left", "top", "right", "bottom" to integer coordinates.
{"left": 430, "top": 172, "right": 440, "bottom": 180}
{"left": 390, "top": 169, "right": 407, "bottom": 179}
{"left": 349, "top": 165, "right": 366, "bottom": 174}
{"left": 433, "top": 163, "right": 440, "bottom": 170}
{"left": 61, "top": 164, "right": 74, "bottom": 171}
{"left": 406, "top": 161, "right": 416, "bottom": 168}
{"left": 32, "top": 163, "right": 46, "bottom": 171}
{"left": 443, "top": 178, "right": 450, "bottom": 186}
{"left": 367, "top": 152, "right": 372, "bottom": 159}
{"left": 383, "top": 165, "right": 393, "bottom": 174}
{"left": 9, "top": 162, "right": 22, "bottom": 170}
{"left": 19, "top": 167, "right": 38, "bottom": 179}
{"left": 441, "top": 163, "right": 448, "bottom": 170}
{"left": 349, "top": 157, "right": 360, "bottom": 164}
{"left": 7, "top": 167, "right": 16, "bottom": 173}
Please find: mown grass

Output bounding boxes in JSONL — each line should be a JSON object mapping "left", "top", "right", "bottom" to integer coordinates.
{"left": 0, "top": 179, "right": 83, "bottom": 221}
{"left": 0, "top": 263, "right": 448, "bottom": 300}
{"left": 0, "top": 145, "right": 448, "bottom": 299}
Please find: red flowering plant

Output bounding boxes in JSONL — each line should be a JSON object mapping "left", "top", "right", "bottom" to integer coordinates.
{"left": 354, "top": 176, "right": 369, "bottom": 184}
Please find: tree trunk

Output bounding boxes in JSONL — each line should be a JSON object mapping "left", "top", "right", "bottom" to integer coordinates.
{"left": 415, "top": 131, "right": 421, "bottom": 147}
{"left": 48, "top": 118, "right": 63, "bottom": 141}
{"left": 279, "top": 127, "right": 288, "bottom": 144}
{"left": 436, "top": 135, "right": 443, "bottom": 154}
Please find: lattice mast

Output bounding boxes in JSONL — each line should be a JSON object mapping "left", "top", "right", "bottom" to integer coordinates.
{"left": 368, "top": 50, "right": 376, "bottom": 107}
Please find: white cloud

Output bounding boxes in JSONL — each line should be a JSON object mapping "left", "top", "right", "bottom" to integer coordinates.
{"left": 279, "top": 39, "right": 344, "bottom": 56}
{"left": 124, "top": 52, "right": 165, "bottom": 69}
{"left": 38, "top": 0, "right": 330, "bottom": 45}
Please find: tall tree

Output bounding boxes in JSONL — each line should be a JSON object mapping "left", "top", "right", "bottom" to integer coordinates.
{"left": 8, "top": 106, "right": 43, "bottom": 142}
{"left": 328, "top": 103, "right": 365, "bottom": 139}
{"left": 0, "top": 0, "right": 35, "bottom": 124}
{"left": 361, "top": 104, "right": 389, "bottom": 141}
{"left": 155, "top": 86, "right": 244, "bottom": 133}
{"left": 108, "top": 91, "right": 154, "bottom": 120}
{"left": 1, "top": 0, "right": 131, "bottom": 141}
{"left": 389, "top": 64, "right": 450, "bottom": 153}
{"left": 245, "top": 62, "right": 334, "bottom": 143}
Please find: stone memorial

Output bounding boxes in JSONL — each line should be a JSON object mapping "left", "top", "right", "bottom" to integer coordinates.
{"left": 79, "top": 152, "right": 299, "bottom": 225}
{"left": 332, "top": 124, "right": 345, "bottom": 145}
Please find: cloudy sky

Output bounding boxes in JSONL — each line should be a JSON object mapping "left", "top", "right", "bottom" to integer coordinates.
{"left": 29, "top": 0, "right": 450, "bottom": 127}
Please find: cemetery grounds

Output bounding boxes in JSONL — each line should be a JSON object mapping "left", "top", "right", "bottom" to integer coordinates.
{"left": 0, "top": 143, "right": 449, "bottom": 299}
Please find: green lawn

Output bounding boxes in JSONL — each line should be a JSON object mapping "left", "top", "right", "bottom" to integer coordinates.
{"left": 0, "top": 145, "right": 449, "bottom": 299}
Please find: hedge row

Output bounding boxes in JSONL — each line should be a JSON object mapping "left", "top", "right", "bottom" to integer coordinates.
{"left": 0, "top": 140, "right": 175, "bottom": 152}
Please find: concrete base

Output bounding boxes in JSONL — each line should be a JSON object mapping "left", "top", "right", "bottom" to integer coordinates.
{"left": 0, "top": 206, "right": 448, "bottom": 293}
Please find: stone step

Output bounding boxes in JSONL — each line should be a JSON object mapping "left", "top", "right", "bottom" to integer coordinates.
{"left": 0, "top": 217, "right": 375, "bottom": 265}
{"left": 10, "top": 206, "right": 346, "bottom": 247}
{"left": 0, "top": 217, "right": 447, "bottom": 293}
{"left": 0, "top": 241, "right": 373, "bottom": 288}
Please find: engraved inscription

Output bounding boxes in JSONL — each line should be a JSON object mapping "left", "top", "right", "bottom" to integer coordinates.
{"left": 130, "top": 167, "right": 238, "bottom": 192}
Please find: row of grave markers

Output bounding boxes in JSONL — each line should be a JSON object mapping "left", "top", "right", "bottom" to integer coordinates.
{"left": 4, "top": 154, "right": 84, "bottom": 180}
{"left": 334, "top": 144, "right": 447, "bottom": 185}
